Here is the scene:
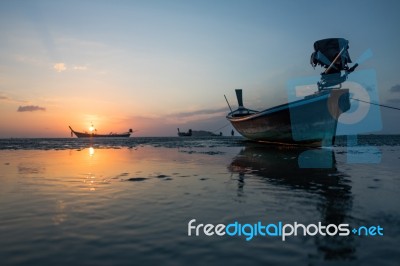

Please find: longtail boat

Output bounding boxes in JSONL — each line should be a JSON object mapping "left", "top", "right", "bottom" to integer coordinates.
{"left": 69, "top": 125, "right": 133, "bottom": 138}
{"left": 226, "top": 38, "right": 358, "bottom": 146}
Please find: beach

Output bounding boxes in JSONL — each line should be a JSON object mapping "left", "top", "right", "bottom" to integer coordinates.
{"left": 0, "top": 136, "right": 399, "bottom": 265}
{"left": 2, "top": 0, "right": 400, "bottom": 265}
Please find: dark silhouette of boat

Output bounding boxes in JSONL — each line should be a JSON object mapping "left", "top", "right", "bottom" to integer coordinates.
{"left": 69, "top": 126, "right": 133, "bottom": 138}
{"left": 226, "top": 38, "right": 358, "bottom": 146}
{"left": 177, "top": 128, "right": 192, "bottom": 137}
{"left": 227, "top": 88, "right": 350, "bottom": 146}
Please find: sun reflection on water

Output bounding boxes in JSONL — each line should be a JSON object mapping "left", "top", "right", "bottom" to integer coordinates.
{"left": 83, "top": 173, "right": 97, "bottom": 191}
{"left": 89, "top": 147, "right": 95, "bottom": 157}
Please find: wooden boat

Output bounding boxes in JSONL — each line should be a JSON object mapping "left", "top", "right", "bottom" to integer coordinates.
{"left": 227, "top": 89, "right": 350, "bottom": 146}
{"left": 69, "top": 126, "right": 133, "bottom": 138}
{"left": 177, "top": 128, "right": 192, "bottom": 137}
{"left": 226, "top": 38, "right": 358, "bottom": 147}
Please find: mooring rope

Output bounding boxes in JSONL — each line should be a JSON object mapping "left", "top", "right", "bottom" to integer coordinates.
{"left": 211, "top": 122, "right": 232, "bottom": 134}
{"left": 351, "top": 97, "right": 400, "bottom": 111}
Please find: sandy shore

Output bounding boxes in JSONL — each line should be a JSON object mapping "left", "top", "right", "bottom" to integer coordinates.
{"left": 0, "top": 138, "right": 399, "bottom": 265}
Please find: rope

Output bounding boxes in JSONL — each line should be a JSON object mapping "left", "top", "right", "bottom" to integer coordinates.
{"left": 211, "top": 122, "right": 232, "bottom": 134}
{"left": 351, "top": 98, "right": 400, "bottom": 111}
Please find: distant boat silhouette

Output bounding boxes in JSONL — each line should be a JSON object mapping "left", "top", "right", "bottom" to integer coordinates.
{"left": 177, "top": 128, "right": 192, "bottom": 137}
{"left": 69, "top": 125, "right": 133, "bottom": 138}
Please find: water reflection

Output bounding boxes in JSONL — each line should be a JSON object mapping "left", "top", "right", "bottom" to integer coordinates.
{"left": 17, "top": 162, "right": 46, "bottom": 175}
{"left": 89, "top": 146, "right": 95, "bottom": 157}
{"left": 52, "top": 199, "right": 67, "bottom": 225}
{"left": 83, "top": 146, "right": 105, "bottom": 191}
{"left": 228, "top": 143, "right": 355, "bottom": 261}
{"left": 83, "top": 173, "right": 97, "bottom": 191}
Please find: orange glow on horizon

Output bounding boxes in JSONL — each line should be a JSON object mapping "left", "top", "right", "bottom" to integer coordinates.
{"left": 0, "top": 95, "right": 227, "bottom": 137}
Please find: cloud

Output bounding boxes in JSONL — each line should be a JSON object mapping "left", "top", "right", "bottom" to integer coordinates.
{"left": 53, "top": 63, "right": 88, "bottom": 72}
{"left": 390, "top": 84, "right": 400, "bottom": 93}
{"left": 0, "top": 93, "right": 27, "bottom": 103}
{"left": 17, "top": 105, "right": 46, "bottom": 112}
{"left": 73, "top": 65, "right": 87, "bottom": 71}
{"left": 174, "top": 107, "right": 228, "bottom": 118}
{"left": 123, "top": 112, "right": 229, "bottom": 137}
{"left": 119, "top": 106, "right": 232, "bottom": 136}
{"left": 53, "top": 63, "right": 66, "bottom": 72}
{"left": 162, "top": 107, "right": 229, "bottom": 125}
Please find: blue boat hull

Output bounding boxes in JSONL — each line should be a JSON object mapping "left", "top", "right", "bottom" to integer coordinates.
{"left": 227, "top": 89, "right": 350, "bottom": 146}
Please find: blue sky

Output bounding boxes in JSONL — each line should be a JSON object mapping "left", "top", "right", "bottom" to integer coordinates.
{"left": 0, "top": 0, "right": 399, "bottom": 137}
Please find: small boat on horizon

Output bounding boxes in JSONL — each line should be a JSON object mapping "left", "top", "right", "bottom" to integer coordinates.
{"left": 69, "top": 125, "right": 133, "bottom": 138}
{"left": 226, "top": 38, "right": 358, "bottom": 147}
{"left": 177, "top": 128, "right": 192, "bottom": 137}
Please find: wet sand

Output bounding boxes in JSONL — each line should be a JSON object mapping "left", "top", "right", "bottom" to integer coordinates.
{"left": 0, "top": 137, "right": 399, "bottom": 265}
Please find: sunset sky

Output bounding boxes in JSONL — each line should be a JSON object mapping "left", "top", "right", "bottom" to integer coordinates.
{"left": 1, "top": 0, "right": 399, "bottom": 137}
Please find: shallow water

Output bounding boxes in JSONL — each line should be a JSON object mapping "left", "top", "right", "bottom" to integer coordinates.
{"left": 0, "top": 136, "right": 399, "bottom": 265}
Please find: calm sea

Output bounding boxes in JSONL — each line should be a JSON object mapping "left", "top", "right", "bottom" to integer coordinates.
{"left": 0, "top": 136, "right": 399, "bottom": 265}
